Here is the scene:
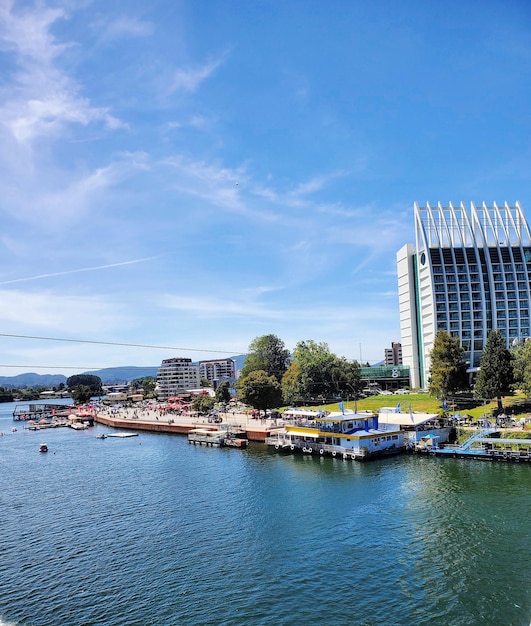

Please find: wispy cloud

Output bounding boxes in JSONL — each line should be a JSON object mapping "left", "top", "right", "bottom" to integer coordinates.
{"left": 162, "top": 155, "right": 281, "bottom": 220}
{"left": 1, "top": 151, "right": 149, "bottom": 226}
{"left": 0, "top": 289, "right": 127, "bottom": 332}
{"left": 169, "top": 53, "right": 227, "bottom": 93}
{"left": 96, "top": 15, "right": 154, "bottom": 40}
{"left": 0, "top": 257, "right": 158, "bottom": 286}
{"left": 252, "top": 171, "right": 349, "bottom": 210}
{"left": 0, "top": 2, "right": 125, "bottom": 145}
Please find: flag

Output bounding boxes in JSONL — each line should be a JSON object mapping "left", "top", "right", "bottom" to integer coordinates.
{"left": 409, "top": 403, "right": 414, "bottom": 422}
{"left": 395, "top": 403, "right": 401, "bottom": 413}
{"left": 338, "top": 401, "right": 345, "bottom": 414}
{"left": 442, "top": 400, "right": 447, "bottom": 411}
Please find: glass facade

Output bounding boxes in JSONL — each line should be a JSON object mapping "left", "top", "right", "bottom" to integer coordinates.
{"left": 399, "top": 202, "right": 531, "bottom": 388}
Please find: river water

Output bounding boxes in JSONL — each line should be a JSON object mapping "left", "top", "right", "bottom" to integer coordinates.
{"left": 0, "top": 401, "right": 529, "bottom": 626}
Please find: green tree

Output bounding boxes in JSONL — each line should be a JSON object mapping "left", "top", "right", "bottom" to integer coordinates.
{"left": 238, "top": 370, "right": 282, "bottom": 414}
{"left": 331, "top": 357, "right": 362, "bottom": 398}
{"left": 240, "top": 334, "right": 290, "bottom": 382}
{"left": 66, "top": 374, "right": 103, "bottom": 398}
{"left": 215, "top": 381, "right": 231, "bottom": 405}
{"left": 474, "top": 330, "right": 513, "bottom": 413}
{"left": 71, "top": 385, "right": 93, "bottom": 405}
{"left": 192, "top": 393, "right": 216, "bottom": 414}
{"left": 291, "top": 340, "right": 338, "bottom": 401}
{"left": 131, "top": 376, "right": 156, "bottom": 395}
{"left": 282, "top": 361, "right": 302, "bottom": 405}
{"left": 200, "top": 377, "right": 212, "bottom": 388}
{"left": 428, "top": 331, "right": 468, "bottom": 400}
{"left": 512, "top": 339, "right": 531, "bottom": 396}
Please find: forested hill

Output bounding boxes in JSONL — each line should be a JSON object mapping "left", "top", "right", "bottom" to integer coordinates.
{"left": 0, "top": 367, "right": 159, "bottom": 387}
{"left": 0, "top": 373, "right": 68, "bottom": 389}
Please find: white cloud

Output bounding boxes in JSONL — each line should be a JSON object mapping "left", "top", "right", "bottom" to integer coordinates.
{"left": 0, "top": 2, "right": 125, "bottom": 145}
{"left": 1, "top": 151, "right": 149, "bottom": 226}
{"left": 0, "top": 289, "right": 128, "bottom": 332}
{"left": 169, "top": 54, "right": 227, "bottom": 93}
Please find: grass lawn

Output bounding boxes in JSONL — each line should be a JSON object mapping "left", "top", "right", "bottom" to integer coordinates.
{"left": 294, "top": 391, "right": 531, "bottom": 421}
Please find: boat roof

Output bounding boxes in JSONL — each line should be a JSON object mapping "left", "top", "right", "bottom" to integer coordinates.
{"left": 378, "top": 408, "right": 440, "bottom": 427}
{"left": 316, "top": 410, "right": 376, "bottom": 422}
{"left": 279, "top": 428, "right": 321, "bottom": 439}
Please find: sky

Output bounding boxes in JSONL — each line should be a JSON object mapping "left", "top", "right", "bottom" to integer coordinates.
{"left": 0, "top": 0, "right": 530, "bottom": 376}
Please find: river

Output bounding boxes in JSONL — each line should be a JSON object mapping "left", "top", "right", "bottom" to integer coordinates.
{"left": 0, "top": 401, "right": 529, "bottom": 625}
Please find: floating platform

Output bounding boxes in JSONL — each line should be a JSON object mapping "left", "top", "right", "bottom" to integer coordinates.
{"left": 416, "top": 434, "right": 531, "bottom": 462}
{"left": 188, "top": 429, "right": 225, "bottom": 447}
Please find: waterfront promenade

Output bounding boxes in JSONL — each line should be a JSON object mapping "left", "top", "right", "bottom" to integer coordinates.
{"left": 94, "top": 405, "right": 282, "bottom": 442}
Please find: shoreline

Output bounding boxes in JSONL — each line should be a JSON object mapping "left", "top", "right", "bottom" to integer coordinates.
{"left": 94, "top": 406, "right": 282, "bottom": 442}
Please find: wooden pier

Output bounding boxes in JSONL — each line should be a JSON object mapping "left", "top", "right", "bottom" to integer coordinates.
{"left": 12, "top": 403, "right": 73, "bottom": 421}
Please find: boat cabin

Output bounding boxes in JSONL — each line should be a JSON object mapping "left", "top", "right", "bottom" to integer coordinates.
{"left": 267, "top": 410, "right": 404, "bottom": 460}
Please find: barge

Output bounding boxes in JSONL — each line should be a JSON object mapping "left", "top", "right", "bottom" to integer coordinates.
{"left": 187, "top": 427, "right": 248, "bottom": 449}
{"left": 266, "top": 409, "right": 405, "bottom": 461}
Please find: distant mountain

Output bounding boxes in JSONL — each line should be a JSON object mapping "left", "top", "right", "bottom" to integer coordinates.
{"left": 0, "top": 373, "right": 67, "bottom": 389}
{"left": 0, "top": 356, "right": 248, "bottom": 388}
{"left": 82, "top": 366, "right": 160, "bottom": 383}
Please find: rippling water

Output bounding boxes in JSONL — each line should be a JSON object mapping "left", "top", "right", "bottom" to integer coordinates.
{"left": 0, "top": 402, "right": 529, "bottom": 625}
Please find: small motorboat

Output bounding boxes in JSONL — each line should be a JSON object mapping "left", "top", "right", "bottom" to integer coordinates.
{"left": 39, "top": 443, "right": 48, "bottom": 453}
{"left": 96, "top": 434, "right": 107, "bottom": 439}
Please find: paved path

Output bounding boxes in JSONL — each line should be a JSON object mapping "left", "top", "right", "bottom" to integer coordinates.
{"left": 94, "top": 405, "right": 284, "bottom": 441}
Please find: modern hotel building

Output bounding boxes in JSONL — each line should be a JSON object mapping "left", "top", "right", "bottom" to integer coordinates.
{"left": 397, "top": 202, "right": 531, "bottom": 389}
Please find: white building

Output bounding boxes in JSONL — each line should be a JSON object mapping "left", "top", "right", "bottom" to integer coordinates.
{"left": 397, "top": 202, "right": 531, "bottom": 388}
{"left": 198, "top": 358, "right": 237, "bottom": 387}
{"left": 156, "top": 358, "right": 201, "bottom": 400}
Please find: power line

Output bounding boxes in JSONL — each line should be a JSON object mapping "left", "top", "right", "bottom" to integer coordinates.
{"left": 0, "top": 333, "right": 243, "bottom": 354}
{"left": 0, "top": 364, "right": 157, "bottom": 371}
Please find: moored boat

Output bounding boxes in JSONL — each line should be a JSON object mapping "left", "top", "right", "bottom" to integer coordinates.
{"left": 266, "top": 409, "right": 405, "bottom": 461}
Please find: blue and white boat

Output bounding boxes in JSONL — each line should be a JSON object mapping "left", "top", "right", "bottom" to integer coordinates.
{"left": 267, "top": 409, "right": 405, "bottom": 461}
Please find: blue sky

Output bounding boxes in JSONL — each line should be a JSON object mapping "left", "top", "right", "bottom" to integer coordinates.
{"left": 0, "top": 0, "right": 530, "bottom": 376}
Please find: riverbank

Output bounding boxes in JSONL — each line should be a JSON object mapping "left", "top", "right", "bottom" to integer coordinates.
{"left": 94, "top": 405, "right": 283, "bottom": 442}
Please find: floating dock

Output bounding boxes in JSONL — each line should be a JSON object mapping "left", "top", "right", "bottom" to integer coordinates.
{"left": 416, "top": 428, "right": 531, "bottom": 462}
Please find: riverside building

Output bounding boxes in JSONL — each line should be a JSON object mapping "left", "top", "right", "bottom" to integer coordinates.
{"left": 397, "top": 201, "right": 531, "bottom": 389}
{"left": 198, "top": 358, "right": 237, "bottom": 388}
{"left": 156, "top": 358, "right": 200, "bottom": 400}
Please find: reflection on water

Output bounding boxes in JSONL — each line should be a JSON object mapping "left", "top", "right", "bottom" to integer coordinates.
{"left": 0, "top": 402, "right": 529, "bottom": 626}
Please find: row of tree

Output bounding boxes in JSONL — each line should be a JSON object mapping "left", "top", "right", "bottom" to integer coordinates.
{"left": 429, "top": 329, "right": 531, "bottom": 412}
{"left": 236, "top": 330, "right": 531, "bottom": 415}
{"left": 236, "top": 334, "right": 362, "bottom": 413}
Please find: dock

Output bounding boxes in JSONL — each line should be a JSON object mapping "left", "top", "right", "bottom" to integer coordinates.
{"left": 13, "top": 403, "right": 73, "bottom": 421}
{"left": 415, "top": 427, "right": 531, "bottom": 462}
